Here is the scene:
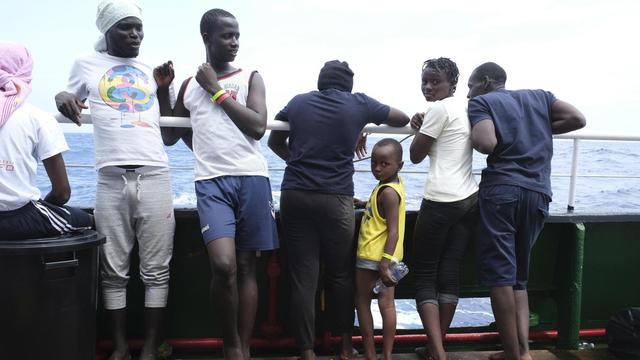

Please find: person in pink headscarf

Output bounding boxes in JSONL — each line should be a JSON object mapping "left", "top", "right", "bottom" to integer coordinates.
{"left": 0, "top": 42, "right": 94, "bottom": 240}
{"left": 0, "top": 43, "right": 32, "bottom": 126}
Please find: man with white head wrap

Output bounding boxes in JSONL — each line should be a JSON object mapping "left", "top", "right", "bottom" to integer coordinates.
{"left": 94, "top": 0, "right": 143, "bottom": 52}
{"left": 55, "top": 1, "right": 175, "bottom": 359}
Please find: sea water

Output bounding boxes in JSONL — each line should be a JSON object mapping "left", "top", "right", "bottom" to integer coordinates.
{"left": 37, "top": 133, "right": 640, "bottom": 329}
{"left": 46, "top": 133, "right": 640, "bottom": 213}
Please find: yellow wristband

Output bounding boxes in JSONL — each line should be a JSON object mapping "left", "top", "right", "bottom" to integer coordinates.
{"left": 210, "top": 89, "right": 227, "bottom": 103}
{"left": 381, "top": 253, "right": 397, "bottom": 262}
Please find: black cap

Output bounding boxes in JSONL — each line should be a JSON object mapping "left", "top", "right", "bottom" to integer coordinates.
{"left": 317, "top": 60, "right": 354, "bottom": 92}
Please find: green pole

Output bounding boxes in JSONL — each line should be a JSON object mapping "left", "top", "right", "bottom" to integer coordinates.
{"left": 557, "top": 222, "right": 585, "bottom": 349}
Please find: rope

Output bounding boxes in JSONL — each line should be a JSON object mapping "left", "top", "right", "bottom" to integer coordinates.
{"left": 352, "top": 133, "right": 415, "bottom": 163}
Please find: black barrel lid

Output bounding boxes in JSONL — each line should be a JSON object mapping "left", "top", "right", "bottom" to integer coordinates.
{"left": 0, "top": 230, "right": 105, "bottom": 255}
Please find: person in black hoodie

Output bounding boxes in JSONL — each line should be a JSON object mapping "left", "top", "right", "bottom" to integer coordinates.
{"left": 268, "top": 60, "right": 409, "bottom": 360}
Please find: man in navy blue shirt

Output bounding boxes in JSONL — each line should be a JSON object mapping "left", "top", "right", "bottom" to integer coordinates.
{"left": 268, "top": 60, "right": 409, "bottom": 360}
{"left": 467, "top": 62, "right": 585, "bottom": 360}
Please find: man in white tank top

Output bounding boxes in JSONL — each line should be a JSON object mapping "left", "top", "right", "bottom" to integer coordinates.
{"left": 158, "top": 8, "right": 278, "bottom": 360}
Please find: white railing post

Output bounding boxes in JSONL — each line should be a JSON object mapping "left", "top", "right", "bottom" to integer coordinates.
{"left": 567, "top": 138, "right": 580, "bottom": 212}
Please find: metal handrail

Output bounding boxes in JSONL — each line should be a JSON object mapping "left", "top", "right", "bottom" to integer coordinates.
{"left": 57, "top": 113, "right": 640, "bottom": 141}
{"left": 56, "top": 114, "right": 640, "bottom": 211}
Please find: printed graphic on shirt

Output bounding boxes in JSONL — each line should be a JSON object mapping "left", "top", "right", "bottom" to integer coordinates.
{"left": 0, "top": 160, "right": 15, "bottom": 172}
{"left": 99, "top": 65, "right": 155, "bottom": 129}
{"left": 223, "top": 83, "right": 239, "bottom": 101}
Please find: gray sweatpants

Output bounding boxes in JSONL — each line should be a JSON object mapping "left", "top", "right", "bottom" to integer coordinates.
{"left": 95, "top": 166, "right": 175, "bottom": 310}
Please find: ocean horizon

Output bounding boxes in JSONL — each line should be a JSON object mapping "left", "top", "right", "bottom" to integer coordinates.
{"left": 40, "top": 132, "right": 640, "bottom": 214}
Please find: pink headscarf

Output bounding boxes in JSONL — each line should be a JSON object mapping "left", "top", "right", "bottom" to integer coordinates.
{"left": 0, "top": 42, "right": 33, "bottom": 127}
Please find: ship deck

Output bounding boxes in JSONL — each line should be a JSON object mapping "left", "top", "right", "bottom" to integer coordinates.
{"left": 164, "top": 349, "right": 617, "bottom": 360}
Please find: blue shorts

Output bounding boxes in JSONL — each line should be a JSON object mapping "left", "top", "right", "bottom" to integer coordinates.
{"left": 0, "top": 200, "right": 93, "bottom": 241}
{"left": 475, "top": 185, "right": 549, "bottom": 289}
{"left": 195, "top": 176, "right": 279, "bottom": 251}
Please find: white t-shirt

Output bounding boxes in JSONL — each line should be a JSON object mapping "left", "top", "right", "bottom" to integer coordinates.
{"left": 0, "top": 104, "right": 69, "bottom": 211}
{"left": 420, "top": 96, "right": 478, "bottom": 202}
{"left": 66, "top": 52, "right": 168, "bottom": 169}
{"left": 183, "top": 69, "right": 268, "bottom": 180}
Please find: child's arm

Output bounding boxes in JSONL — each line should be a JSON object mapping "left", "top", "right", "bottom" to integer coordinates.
{"left": 377, "top": 186, "right": 401, "bottom": 287}
{"left": 196, "top": 64, "right": 267, "bottom": 140}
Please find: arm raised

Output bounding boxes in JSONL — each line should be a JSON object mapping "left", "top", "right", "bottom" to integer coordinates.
{"left": 196, "top": 64, "right": 267, "bottom": 140}
{"left": 160, "top": 78, "right": 192, "bottom": 148}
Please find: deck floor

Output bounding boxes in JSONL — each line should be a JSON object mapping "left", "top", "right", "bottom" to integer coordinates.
{"left": 170, "top": 349, "right": 617, "bottom": 360}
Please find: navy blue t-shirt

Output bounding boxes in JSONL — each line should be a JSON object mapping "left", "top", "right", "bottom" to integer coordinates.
{"left": 468, "top": 89, "right": 557, "bottom": 197}
{"left": 275, "top": 89, "right": 390, "bottom": 195}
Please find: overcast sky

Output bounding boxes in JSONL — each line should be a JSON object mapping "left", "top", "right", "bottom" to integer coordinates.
{"left": 2, "top": 0, "right": 638, "bottom": 134}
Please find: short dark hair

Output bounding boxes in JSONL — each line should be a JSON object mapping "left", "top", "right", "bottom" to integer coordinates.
{"left": 200, "top": 8, "right": 235, "bottom": 35}
{"left": 374, "top": 138, "right": 403, "bottom": 161}
{"left": 422, "top": 57, "right": 459, "bottom": 87}
{"left": 472, "top": 62, "right": 507, "bottom": 84}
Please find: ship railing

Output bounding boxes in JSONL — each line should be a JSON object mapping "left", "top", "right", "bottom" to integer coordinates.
{"left": 57, "top": 114, "right": 640, "bottom": 212}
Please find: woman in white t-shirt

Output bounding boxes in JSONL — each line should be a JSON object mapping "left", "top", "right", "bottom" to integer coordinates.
{"left": 408, "top": 58, "right": 479, "bottom": 360}
{"left": 0, "top": 42, "right": 93, "bottom": 240}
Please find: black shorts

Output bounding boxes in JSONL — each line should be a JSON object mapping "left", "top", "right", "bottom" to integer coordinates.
{"left": 0, "top": 200, "right": 93, "bottom": 241}
{"left": 475, "top": 185, "right": 549, "bottom": 289}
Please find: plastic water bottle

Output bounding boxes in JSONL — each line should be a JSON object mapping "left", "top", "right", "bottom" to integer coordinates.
{"left": 372, "top": 261, "right": 409, "bottom": 294}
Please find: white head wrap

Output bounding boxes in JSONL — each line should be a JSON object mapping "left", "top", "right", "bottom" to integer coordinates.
{"left": 94, "top": 0, "right": 143, "bottom": 52}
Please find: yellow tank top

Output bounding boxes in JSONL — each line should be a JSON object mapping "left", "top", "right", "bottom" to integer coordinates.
{"left": 357, "top": 177, "right": 405, "bottom": 262}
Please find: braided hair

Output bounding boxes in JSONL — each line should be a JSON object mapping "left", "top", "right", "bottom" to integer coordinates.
{"left": 422, "top": 57, "right": 459, "bottom": 88}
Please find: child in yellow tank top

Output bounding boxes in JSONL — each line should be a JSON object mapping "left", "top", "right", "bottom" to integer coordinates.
{"left": 354, "top": 138, "right": 406, "bottom": 360}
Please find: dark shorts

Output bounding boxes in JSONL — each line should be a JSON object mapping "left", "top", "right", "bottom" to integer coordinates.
{"left": 475, "top": 185, "right": 550, "bottom": 289}
{"left": 0, "top": 200, "right": 93, "bottom": 241}
{"left": 195, "top": 176, "right": 279, "bottom": 251}
{"left": 413, "top": 192, "right": 478, "bottom": 304}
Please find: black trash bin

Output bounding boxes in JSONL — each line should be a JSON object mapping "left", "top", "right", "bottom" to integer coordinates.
{"left": 0, "top": 230, "right": 105, "bottom": 360}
